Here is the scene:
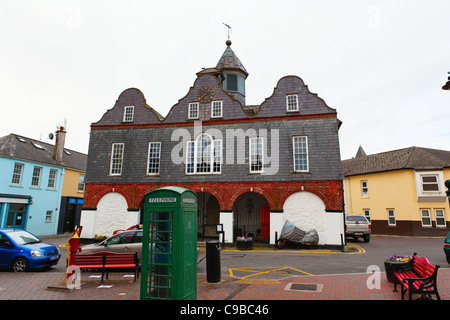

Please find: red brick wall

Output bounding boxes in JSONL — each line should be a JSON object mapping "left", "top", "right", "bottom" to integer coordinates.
{"left": 83, "top": 180, "right": 343, "bottom": 212}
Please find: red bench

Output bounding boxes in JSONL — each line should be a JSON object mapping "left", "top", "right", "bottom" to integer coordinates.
{"left": 393, "top": 252, "right": 440, "bottom": 300}
{"left": 72, "top": 251, "right": 139, "bottom": 283}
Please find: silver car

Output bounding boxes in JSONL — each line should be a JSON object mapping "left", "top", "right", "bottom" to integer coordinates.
{"left": 79, "top": 230, "right": 199, "bottom": 264}
{"left": 80, "top": 230, "right": 144, "bottom": 261}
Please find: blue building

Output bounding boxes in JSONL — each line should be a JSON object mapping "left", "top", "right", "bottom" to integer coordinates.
{"left": 0, "top": 128, "right": 87, "bottom": 236}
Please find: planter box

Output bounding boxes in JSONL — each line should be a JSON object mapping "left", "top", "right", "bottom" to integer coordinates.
{"left": 236, "top": 239, "right": 253, "bottom": 250}
{"left": 384, "top": 261, "right": 409, "bottom": 283}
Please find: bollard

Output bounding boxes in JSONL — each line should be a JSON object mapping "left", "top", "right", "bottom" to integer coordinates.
{"left": 206, "top": 240, "right": 221, "bottom": 283}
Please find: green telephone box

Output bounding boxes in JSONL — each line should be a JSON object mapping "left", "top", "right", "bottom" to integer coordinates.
{"left": 140, "top": 187, "right": 198, "bottom": 300}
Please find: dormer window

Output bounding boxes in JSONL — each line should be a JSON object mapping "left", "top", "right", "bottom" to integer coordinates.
{"left": 188, "top": 103, "right": 199, "bottom": 119}
{"left": 123, "top": 106, "right": 134, "bottom": 122}
{"left": 286, "top": 94, "right": 299, "bottom": 112}
{"left": 211, "top": 101, "right": 223, "bottom": 118}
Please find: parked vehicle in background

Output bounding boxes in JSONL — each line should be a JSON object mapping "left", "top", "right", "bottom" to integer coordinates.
{"left": 80, "top": 229, "right": 199, "bottom": 265}
{"left": 0, "top": 228, "right": 61, "bottom": 272}
{"left": 345, "top": 215, "right": 371, "bottom": 242}
{"left": 112, "top": 224, "right": 143, "bottom": 235}
{"left": 81, "top": 230, "right": 144, "bottom": 261}
{"left": 444, "top": 231, "right": 450, "bottom": 264}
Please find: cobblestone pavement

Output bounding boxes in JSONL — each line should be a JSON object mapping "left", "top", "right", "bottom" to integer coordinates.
{"left": 0, "top": 268, "right": 448, "bottom": 301}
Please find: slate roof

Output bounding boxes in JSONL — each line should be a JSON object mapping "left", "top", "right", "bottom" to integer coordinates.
{"left": 342, "top": 147, "right": 450, "bottom": 177}
{"left": 215, "top": 41, "right": 248, "bottom": 77}
{"left": 0, "top": 134, "right": 87, "bottom": 171}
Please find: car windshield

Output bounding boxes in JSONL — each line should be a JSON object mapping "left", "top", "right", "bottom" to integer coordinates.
{"left": 7, "top": 230, "right": 41, "bottom": 245}
{"left": 347, "top": 216, "right": 367, "bottom": 222}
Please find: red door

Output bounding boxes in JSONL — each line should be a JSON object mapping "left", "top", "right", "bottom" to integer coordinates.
{"left": 260, "top": 206, "right": 270, "bottom": 239}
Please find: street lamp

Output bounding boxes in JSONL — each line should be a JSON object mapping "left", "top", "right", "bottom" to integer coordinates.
{"left": 442, "top": 72, "right": 450, "bottom": 90}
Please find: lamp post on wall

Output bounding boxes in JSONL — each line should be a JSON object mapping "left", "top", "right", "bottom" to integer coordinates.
{"left": 442, "top": 72, "right": 450, "bottom": 90}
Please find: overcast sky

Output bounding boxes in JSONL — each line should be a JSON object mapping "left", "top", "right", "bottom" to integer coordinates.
{"left": 1, "top": 0, "right": 449, "bottom": 161}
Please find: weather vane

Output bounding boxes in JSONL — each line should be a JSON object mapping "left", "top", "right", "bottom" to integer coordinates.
{"left": 223, "top": 23, "right": 232, "bottom": 40}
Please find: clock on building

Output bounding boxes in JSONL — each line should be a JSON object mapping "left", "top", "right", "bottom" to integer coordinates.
{"left": 197, "top": 86, "right": 215, "bottom": 104}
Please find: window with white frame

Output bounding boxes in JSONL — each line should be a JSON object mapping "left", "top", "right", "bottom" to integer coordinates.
{"left": 45, "top": 210, "right": 53, "bottom": 222}
{"left": 211, "top": 101, "right": 223, "bottom": 118}
{"left": 31, "top": 166, "right": 42, "bottom": 187}
{"left": 361, "top": 181, "right": 369, "bottom": 196}
{"left": 188, "top": 103, "right": 199, "bottom": 119}
{"left": 363, "top": 209, "right": 371, "bottom": 222}
{"left": 286, "top": 94, "right": 299, "bottom": 112}
{"left": 435, "top": 209, "right": 446, "bottom": 227}
{"left": 186, "top": 134, "right": 221, "bottom": 174}
{"left": 123, "top": 106, "right": 134, "bottom": 122}
{"left": 110, "top": 143, "right": 124, "bottom": 175}
{"left": 250, "top": 137, "right": 263, "bottom": 173}
{"left": 420, "top": 209, "right": 432, "bottom": 227}
{"left": 147, "top": 142, "right": 161, "bottom": 175}
{"left": 78, "top": 175, "right": 85, "bottom": 192}
{"left": 387, "top": 209, "right": 396, "bottom": 226}
{"left": 293, "top": 136, "right": 308, "bottom": 172}
{"left": 47, "top": 169, "right": 57, "bottom": 189}
{"left": 421, "top": 175, "right": 439, "bottom": 191}
{"left": 11, "top": 163, "right": 24, "bottom": 185}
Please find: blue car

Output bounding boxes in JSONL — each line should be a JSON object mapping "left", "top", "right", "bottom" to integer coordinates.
{"left": 0, "top": 228, "right": 61, "bottom": 272}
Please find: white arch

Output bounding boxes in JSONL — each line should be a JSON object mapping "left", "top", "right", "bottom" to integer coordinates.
{"left": 282, "top": 191, "right": 327, "bottom": 245}
{"left": 94, "top": 192, "right": 129, "bottom": 237}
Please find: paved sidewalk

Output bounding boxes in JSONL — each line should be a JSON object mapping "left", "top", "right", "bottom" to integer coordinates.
{"left": 0, "top": 268, "right": 448, "bottom": 301}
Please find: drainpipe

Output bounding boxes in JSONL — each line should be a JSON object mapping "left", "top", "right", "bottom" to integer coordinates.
{"left": 54, "top": 168, "right": 65, "bottom": 235}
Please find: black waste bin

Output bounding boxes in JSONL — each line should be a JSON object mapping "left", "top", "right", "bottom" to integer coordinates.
{"left": 206, "top": 240, "right": 221, "bottom": 283}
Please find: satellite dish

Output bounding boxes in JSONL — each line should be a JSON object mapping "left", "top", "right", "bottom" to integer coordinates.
{"left": 48, "top": 133, "right": 54, "bottom": 140}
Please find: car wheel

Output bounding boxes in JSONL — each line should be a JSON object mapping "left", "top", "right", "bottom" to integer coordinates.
{"left": 11, "top": 257, "right": 29, "bottom": 272}
{"left": 446, "top": 255, "right": 450, "bottom": 264}
{"left": 277, "top": 239, "right": 286, "bottom": 249}
{"left": 364, "top": 235, "right": 370, "bottom": 243}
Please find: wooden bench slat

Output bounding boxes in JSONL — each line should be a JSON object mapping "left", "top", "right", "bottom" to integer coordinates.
{"left": 392, "top": 253, "right": 440, "bottom": 300}
{"left": 69, "top": 251, "right": 140, "bottom": 283}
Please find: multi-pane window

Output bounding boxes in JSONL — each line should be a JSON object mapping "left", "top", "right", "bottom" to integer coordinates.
{"left": 286, "top": 94, "right": 299, "bottom": 112}
{"left": 250, "top": 137, "right": 263, "bottom": 173}
{"left": 78, "top": 175, "right": 85, "bottom": 192}
{"left": 211, "top": 101, "right": 223, "bottom": 118}
{"left": 293, "top": 136, "right": 308, "bottom": 172}
{"left": 147, "top": 142, "right": 161, "bottom": 175}
{"left": 45, "top": 210, "right": 53, "bottom": 222}
{"left": 387, "top": 209, "right": 396, "bottom": 226}
{"left": 48, "top": 169, "right": 57, "bottom": 188}
{"left": 123, "top": 106, "right": 134, "bottom": 122}
{"left": 213, "top": 140, "right": 222, "bottom": 173}
{"left": 188, "top": 103, "right": 199, "bottom": 119}
{"left": 186, "top": 141, "right": 195, "bottom": 174}
{"left": 435, "top": 209, "right": 446, "bottom": 227}
{"left": 361, "top": 181, "right": 369, "bottom": 196}
{"left": 197, "top": 134, "right": 212, "bottom": 173}
{"left": 31, "top": 166, "right": 42, "bottom": 187}
{"left": 421, "top": 175, "right": 439, "bottom": 191}
{"left": 186, "top": 134, "right": 221, "bottom": 174}
{"left": 420, "top": 209, "right": 432, "bottom": 227}
{"left": 110, "top": 143, "right": 124, "bottom": 175}
{"left": 11, "top": 163, "right": 24, "bottom": 185}
{"left": 363, "top": 209, "right": 371, "bottom": 222}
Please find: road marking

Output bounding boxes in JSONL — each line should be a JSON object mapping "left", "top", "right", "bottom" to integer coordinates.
{"left": 229, "top": 266, "right": 313, "bottom": 279}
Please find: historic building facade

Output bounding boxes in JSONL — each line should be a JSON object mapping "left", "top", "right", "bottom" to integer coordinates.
{"left": 81, "top": 41, "right": 344, "bottom": 245}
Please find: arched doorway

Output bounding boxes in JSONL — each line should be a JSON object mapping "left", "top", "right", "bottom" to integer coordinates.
{"left": 233, "top": 192, "right": 270, "bottom": 243}
{"left": 197, "top": 192, "right": 220, "bottom": 240}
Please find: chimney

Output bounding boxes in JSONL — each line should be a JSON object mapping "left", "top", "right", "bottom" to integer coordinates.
{"left": 54, "top": 126, "right": 66, "bottom": 162}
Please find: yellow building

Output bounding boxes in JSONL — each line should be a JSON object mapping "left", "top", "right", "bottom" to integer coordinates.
{"left": 342, "top": 147, "right": 450, "bottom": 236}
